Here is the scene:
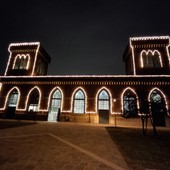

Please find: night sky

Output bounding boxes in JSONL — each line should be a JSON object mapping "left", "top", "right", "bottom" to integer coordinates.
{"left": 1, "top": 0, "right": 170, "bottom": 76}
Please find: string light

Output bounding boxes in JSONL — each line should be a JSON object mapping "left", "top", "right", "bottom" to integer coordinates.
{"left": 4, "top": 42, "right": 40, "bottom": 76}
{"left": 121, "top": 87, "right": 140, "bottom": 114}
{"left": 130, "top": 36, "right": 169, "bottom": 41}
{"left": 148, "top": 87, "right": 169, "bottom": 115}
{"left": 95, "top": 87, "right": 113, "bottom": 113}
{"left": 17, "top": 86, "right": 41, "bottom": 111}
{"left": 0, "top": 86, "right": 21, "bottom": 110}
{"left": 47, "top": 86, "right": 64, "bottom": 112}
{"left": 12, "top": 54, "right": 30, "bottom": 69}
{"left": 140, "top": 50, "right": 163, "bottom": 68}
{"left": 129, "top": 36, "right": 170, "bottom": 75}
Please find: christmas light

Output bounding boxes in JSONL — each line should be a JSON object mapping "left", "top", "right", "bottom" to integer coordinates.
{"left": 140, "top": 50, "right": 163, "bottom": 68}
{"left": 0, "top": 86, "right": 20, "bottom": 110}
{"left": 121, "top": 87, "right": 139, "bottom": 113}
{"left": 12, "top": 54, "right": 30, "bottom": 69}
{"left": 148, "top": 87, "right": 169, "bottom": 115}
{"left": 4, "top": 42, "right": 40, "bottom": 76}
{"left": 47, "top": 86, "right": 64, "bottom": 111}
{"left": 95, "top": 87, "right": 112, "bottom": 113}
{"left": 17, "top": 86, "right": 41, "bottom": 111}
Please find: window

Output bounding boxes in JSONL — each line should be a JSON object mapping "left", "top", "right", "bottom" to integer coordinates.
{"left": 98, "top": 90, "right": 109, "bottom": 110}
{"left": 141, "top": 50, "right": 162, "bottom": 68}
{"left": 36, "top": 59, "right": 46, "bottom": 75}
{"left": 150, "top": 90, "right": 162, "bottom": 103}
{"left": 74, "top": 90, "right": 85, "bottom": 113}
{"left": 13, "top": 54, "right": 30, "bottom": 70}
{"left": 123, "top": 91, "right": 137, "bottom": 118}
{"left": 8, "top": 91, "right": 19, "bottom": 107}
{"left": 50, "top": 90, "right": 62, "bottom": 112}
{"left": 28, "top": 92, "right": 39, "bottom": 112}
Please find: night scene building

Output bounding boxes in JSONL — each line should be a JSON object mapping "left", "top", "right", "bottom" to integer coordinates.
{"left": 0, "top": 36, "right": 170, "bottom": 126}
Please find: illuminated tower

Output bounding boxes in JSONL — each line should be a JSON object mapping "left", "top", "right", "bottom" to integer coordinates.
{"left": 123, "top": 36, "right": 170, "bottom": 75}
{"left": 5, "top": 42, "right": 51, "bottom": 76}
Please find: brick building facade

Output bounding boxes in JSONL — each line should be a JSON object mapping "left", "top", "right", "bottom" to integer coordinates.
{"left": 0, "top": 36, "right": 170, "bottom": 126}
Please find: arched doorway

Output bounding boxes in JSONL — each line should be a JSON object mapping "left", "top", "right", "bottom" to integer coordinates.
{"left": 98, "top": 89, "right": 110, "bottom": 124}
{"left": 149, "top": 90, "right": 167, "bottom": 126}
{"left": 48, "top": 89, "right": 62, "bottom": 122}
{"left": 6, "top": 89, "right": 19, "bottom": 118}
{"left": 123, "top": 90, "right": 138, "bottom": 118}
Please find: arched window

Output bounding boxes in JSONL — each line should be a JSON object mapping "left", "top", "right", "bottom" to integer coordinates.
{"left": 74, "top": 90, "right": 85, "bottom": 113}
{"left": 123, "top": 90, "right": 138, "bottom": 118}
{"left": 8, "top": 90, "right": 19, "bottom": 107}
{"left": 50, "top": 89, "right": 62, "bottom": 112}
{"left": 28, "top": 91, "right": 39, "bottom": 112}
{"left": 149, "top": 89, "right": 167, "bottom": 126}
{"left": 13, "top": 54, "right": 30, "bottom": 70}
{"left": 141, "top": 50, "right": 162, "bottom": 68}
{"left": 98, "top": 90, "right": 109, "bottom": 110}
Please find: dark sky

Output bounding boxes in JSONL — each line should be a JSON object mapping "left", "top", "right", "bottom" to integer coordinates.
{"left": 1, "top": 0, "right": 170, "bottom": 76}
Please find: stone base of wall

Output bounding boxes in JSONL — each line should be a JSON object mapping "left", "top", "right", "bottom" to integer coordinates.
{"left": 0, "top": 111, "right": 170, "bottom": 128}
{"left": 60, "top": 113, "right": 98, "bottom": 123}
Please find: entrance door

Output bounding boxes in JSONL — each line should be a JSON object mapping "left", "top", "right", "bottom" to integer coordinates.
{"left": 48, "top": 108, "right": 60, "bottom": 122}
{"left": 48, "top": 111, "right": 58, "bottom": 122}
{"left": 99, "top": 110, "right": 109, "bottom": 124}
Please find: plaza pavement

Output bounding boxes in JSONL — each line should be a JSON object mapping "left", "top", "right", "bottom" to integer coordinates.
{"left": 0, "top": 120, "right": 130, "bottom": 170}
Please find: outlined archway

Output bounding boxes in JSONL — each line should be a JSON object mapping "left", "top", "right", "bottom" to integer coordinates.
{"left": 97, "top": 87, "right": 112, "bottom": 124}
{"left": 148, "top": 88, "right": 168, "bottom": 126}
{"left": 47, "top": 87, "right": 63, "bottom": 122}
{"left": 121, "top": 87, "right": 139, "bottom": 118}
{"left": 73, "top": 89, "right": 85, "bottom": 114}
{"left": 26, "top": 86, "right": 41, "bottom": 112}
{"left": 140, "top": 50, "right": 162, "bottom": 68}
{"left": 5, "top": 87, "right": 20, "bottom": 118}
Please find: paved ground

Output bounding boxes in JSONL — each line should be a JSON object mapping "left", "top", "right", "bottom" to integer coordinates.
{"left": 0, "top": 120, "right": 129, "bottom": 170}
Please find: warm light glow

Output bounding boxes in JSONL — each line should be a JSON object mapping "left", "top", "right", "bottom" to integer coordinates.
{"left": 140, "top": 50, "right": 163, "bottom": 68}
{"left": 95, "top": 87, "right": 112, "bottom": 113}
{"left": 47, "top": 86, "right": 64, "bottom": 111}
{"left": 0, "top": 86, "right": 21, "bottom": 110}
{"left": 17, "top": 86, "right": 41, "bottom": 111}
{"left": 148, "top": 87, "right": 169, "bottom": 115}
{"left": 121, "top": 87, "right": 140, "bottom": 113}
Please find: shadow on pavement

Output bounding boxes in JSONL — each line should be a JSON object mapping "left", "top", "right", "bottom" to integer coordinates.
{"left": 106, "top": 126, "right": 170, "bottom": 170}
{"left": 0, "top": 119, "right": 37, "bottom": 129}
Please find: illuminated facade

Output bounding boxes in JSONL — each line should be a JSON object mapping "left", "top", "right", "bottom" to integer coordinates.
{"left": 0, "top": 36, "right": 170, "bottom": 126}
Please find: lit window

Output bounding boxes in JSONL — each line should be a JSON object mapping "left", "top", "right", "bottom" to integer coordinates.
{"left": 74, "top": 90, "right": 85, "bottom": 113}
{"left": 150, "top": 90, "right": 162, "bottom": 103}
{"left": 28, "top": 92, "right": 39, "bottom": 112}
{"left": 8, "top": 91, "right": 19, "bottom": 107}
{"left": 123, "top": 91, "right": 137, "bottom": 118}
{"left": 98, "top": 90, "right": 109, "bottom": 110}
{"left": 50, "top": 90, "right": 62, "bottom": 112}
{"left": 141, "top": 50, "right": 162, "bottom": 68}
{"left": 14, "top": 54, "right": 29, "bottom": 70}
